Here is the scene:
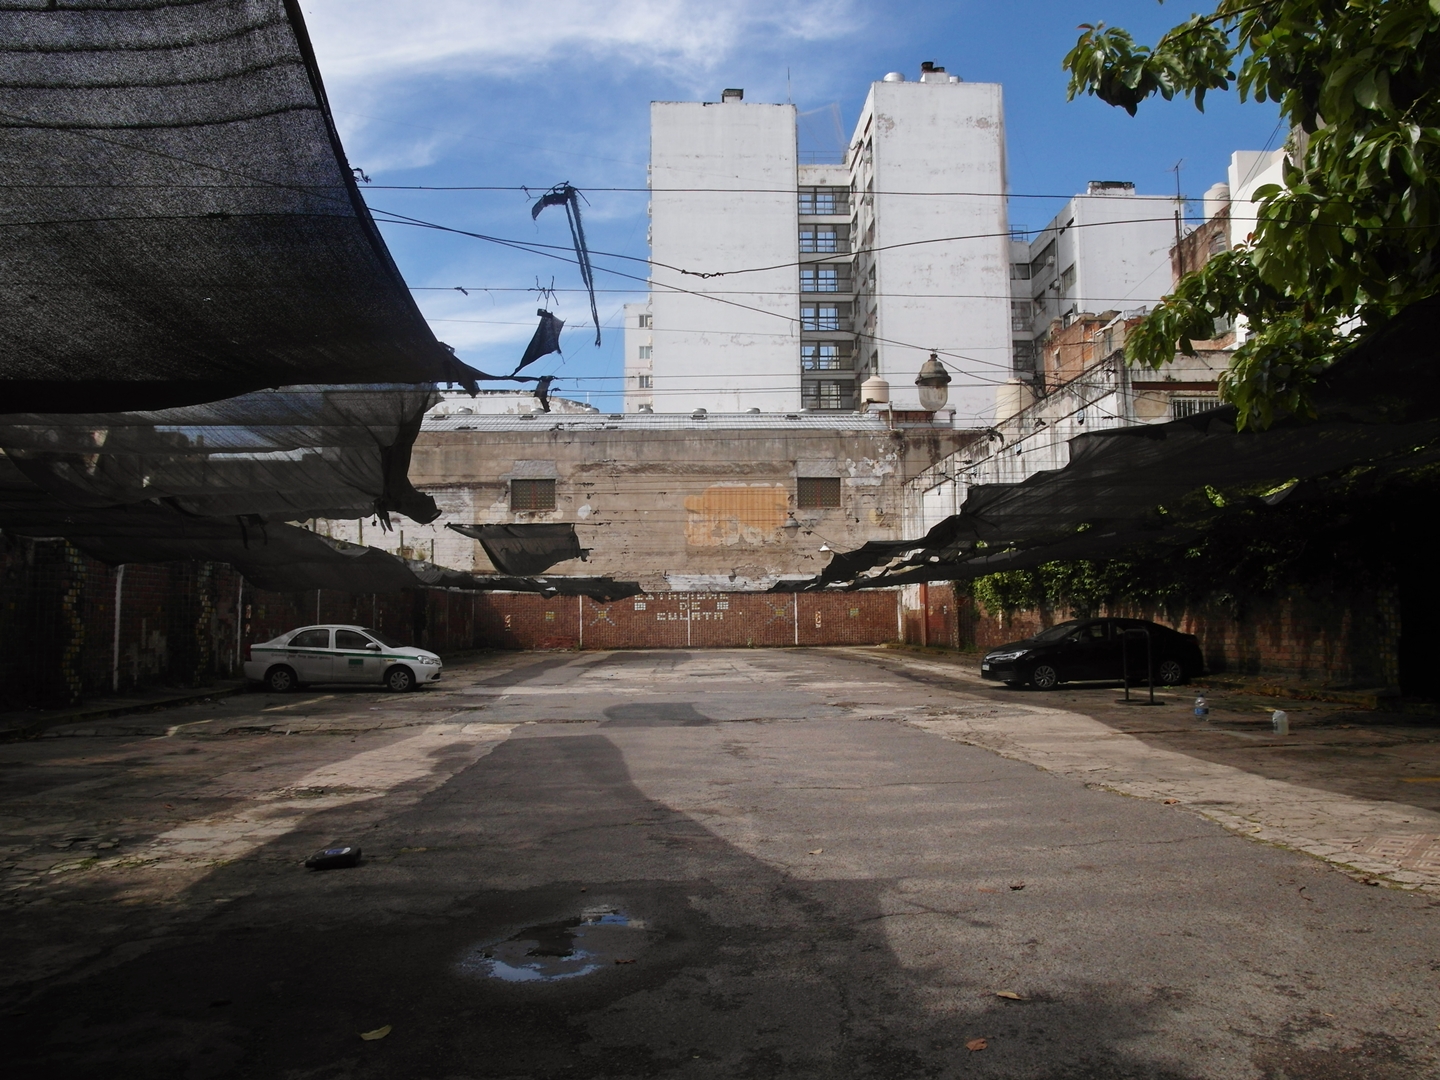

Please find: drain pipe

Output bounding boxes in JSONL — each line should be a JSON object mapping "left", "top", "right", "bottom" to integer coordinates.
{"left": 111, "top": 564, "right": 125, "bottom": 691}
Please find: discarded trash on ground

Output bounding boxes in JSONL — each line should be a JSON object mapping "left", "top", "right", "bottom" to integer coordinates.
{"left": 1009, "top": 883, "right": 1025, "bottom": 890}
{"left": 808, "top": 848, "right": 824, "bottom": 855}
{"left": 305, "top": 844, "right": 361, "bottom": 870}
{"left": 359, "top": 1025, "right": 391, "bottom": 1041}
{"left": 966, "top": 1038, "right": 988, "bottom": 1051}
{"left": 996, "top": 991, "right": 1025, "bottom": 1000}
{"left": 1163, "top": 798, "right": 1180, "bottom": 805}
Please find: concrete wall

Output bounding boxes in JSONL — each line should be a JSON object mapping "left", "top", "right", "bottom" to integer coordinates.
{"left": 854, "top": 78, "right": 1011, "bottom": 421}
{"left": 650, "top": 99, "right": 801, "bottom": 413}
{"left": 320, "top": 415, "right": 970, "bottom": 593}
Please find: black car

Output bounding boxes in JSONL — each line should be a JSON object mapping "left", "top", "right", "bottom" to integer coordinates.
{"left": 980, "top": 617, "right": 1203, "bottom": 690}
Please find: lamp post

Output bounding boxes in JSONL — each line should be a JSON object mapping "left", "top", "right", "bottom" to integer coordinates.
{"left": 915, "top": 352, "right": 951, "bottom": 412}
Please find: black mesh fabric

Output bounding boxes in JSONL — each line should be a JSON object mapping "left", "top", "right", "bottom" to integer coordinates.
{"left": 447, "top": 523, "right": 585, "bottom": 576}
{"left": 0, "top": 463, "right": 641, "bottom": 598}
{"left": 779, "top": 297, "right": 1440, "bottom": 590}
{"left": 0, "top": 0, "right": 480, "bottom": 412}
{"left": 0, "top": 384, "right": 440, "bottom": 522}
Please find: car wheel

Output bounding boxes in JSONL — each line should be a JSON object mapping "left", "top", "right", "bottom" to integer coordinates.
{"left": 385, "top": 665, "right": 415, "bottom": 693}
{"left": 1029, "top": 664, "right": 1059, "bottom": 691}
{"left": 1157, "top": 658, "right": 1186, "bottom": 686}
{"left": 265, "top": 665, "right": 297, "bottom": 693}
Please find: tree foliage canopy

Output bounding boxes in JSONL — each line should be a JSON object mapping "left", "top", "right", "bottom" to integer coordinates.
{"left": 1064, "top": 1, "right": 1440, "bottom": 429}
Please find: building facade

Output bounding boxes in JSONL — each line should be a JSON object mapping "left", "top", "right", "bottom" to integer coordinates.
{"left": 1010, "top": 182, "right": 1178, "bottom": 374}
{"left": 319, "top": 410, "right": 973, "bottom": 593}
{"left": 646, "top": 64, "right": 1012, "bottom": 423}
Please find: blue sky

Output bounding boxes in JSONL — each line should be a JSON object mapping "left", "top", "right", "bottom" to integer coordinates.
{"left": 302, "top": 1, "right": 1281, "bottom": 411}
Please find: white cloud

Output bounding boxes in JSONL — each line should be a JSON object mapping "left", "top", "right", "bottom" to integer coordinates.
{"left": 300, "top": 0, "right": 859, "bottom": 84}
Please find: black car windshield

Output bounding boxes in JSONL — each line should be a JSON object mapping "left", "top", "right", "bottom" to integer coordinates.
{"left": 1031, "top": 620, "right": 1084, "bottom": 643}
{"left": 361, "top": 629, "right": 409, "bottom": 649}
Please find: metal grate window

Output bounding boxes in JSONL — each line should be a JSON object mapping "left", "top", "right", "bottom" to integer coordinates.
{"left": 797, "top": 476, "right": 842, "bottom": 508}
{"left": 510, "top": 478, "right": 556, "bottom": 511}
{"left": 1172, "top": 395, "right": 1221, "bottom": 419}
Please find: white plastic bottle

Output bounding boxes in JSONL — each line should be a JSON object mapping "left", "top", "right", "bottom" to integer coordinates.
{"left": 1271, "top": 709, "right": 1289, "bottom": 735}
{"left": 1194, "top": 694, "right": 1209, "bottom": 720}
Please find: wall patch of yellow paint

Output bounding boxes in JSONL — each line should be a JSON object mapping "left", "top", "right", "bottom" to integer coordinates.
{"left": 684, "top": 485, "right": 789, "bottom": 547}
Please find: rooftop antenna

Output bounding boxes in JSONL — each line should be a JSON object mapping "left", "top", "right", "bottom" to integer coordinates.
{"left": 786, "top": 67, "right": 792, "bottom": 104}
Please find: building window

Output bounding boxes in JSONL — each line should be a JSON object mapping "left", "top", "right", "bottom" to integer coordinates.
{"left": 801, "top": 304, "right": 842, "bottom": 331}
{"left": 1060, "top": 263, "right": 1077, "bottom": 293}
{"left": 638, "top": 313, "right": 652, "bottom": 328}
{"left": 797, "top": 476, "right": 842, "bottom": 508}
{"left": 801, "top": 266, "right": 840, "bottom": 292}
{"left": 802, "top": 343, "right": 844, "bottom": 370}
{"left": 1208, "top": 231, "right": 1228, "bottom": 255}
{"left": 800, "top": 229, "right": 843, "bottom": 254}
{"left": 798, "top": 187, "right": 845, "bottom": 215}
{"left": 1172, "top": 395, "right": 1220, "bottom": 419}
{"left": 1010, "top": 300, "right": 1032, "bottom": 332}
{"left": 637, "top": 374, "right": 653, "bottom": 388}
{"left": 637, "top": 345, "right": 652, "bottom": 360}
{"left": 1010, "top": 262, "right": 1032, "bottom": 280}
{"left": 510, "top": 478, "right": 556, "bottom": 512}
{"left": 802, "top": 380, "right": 847, "bottom": 410}
{"left": 1013, "top": 339, "right": 1037, "bottom": 371}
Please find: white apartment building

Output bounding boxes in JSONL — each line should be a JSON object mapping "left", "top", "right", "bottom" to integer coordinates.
{"left": 645, "top": 64, "right": 1012, "bottom": 423}
{"left": 622, "top": 300, "right": 654, "bottom": 412}
{"left": 1010, "top": 182, "right": 1178, "bottom": 373}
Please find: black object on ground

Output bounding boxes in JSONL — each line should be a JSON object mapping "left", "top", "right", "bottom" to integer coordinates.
{"left": 305, "top": 845, "right": 361, "bottom": 870}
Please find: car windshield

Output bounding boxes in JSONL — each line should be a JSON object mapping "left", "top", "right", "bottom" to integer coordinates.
{"left": 361, "top": 629, "right": 409, "bottom": 649}
{"left": 1031, "top": 620, "right": 1084, "bottom": 643}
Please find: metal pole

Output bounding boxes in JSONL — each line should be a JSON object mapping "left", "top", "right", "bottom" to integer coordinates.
{"left": 578, "top": 594, "right": 584, "bottom": 649}
{"left": 1121, "top": 629, "right": 1130, "bottom": 702}
{"left": 1146, "top": 630, "right": 1155, "bottom": 704}
{"left": 234, "top": 576, "right": 243, "bottom": 672}
{"left": 111, "top": 564, "right": 125, "bottom": 692}
{"left": 794, "top": 594, "right": 800, "bottom": 646}
{"left": 315, "top": 588, "right": 321, "bottom": 624}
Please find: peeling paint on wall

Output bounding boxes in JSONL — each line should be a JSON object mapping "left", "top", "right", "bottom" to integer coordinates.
{"left": 684, "top": 485, "right": 789, "bottom": 547}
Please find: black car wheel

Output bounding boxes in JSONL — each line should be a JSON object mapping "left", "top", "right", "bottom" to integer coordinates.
{"left": 1157, "top": 658, "right": 1186, "bottom": 686}
{"left": 385, "top": 665, "right": 415, "bottom": 693}
{"left": 265, "top": 665, "right": 297, "bottom": 693}
{"left": 1029, "top": 663, "right": 1059, "bottom": 691}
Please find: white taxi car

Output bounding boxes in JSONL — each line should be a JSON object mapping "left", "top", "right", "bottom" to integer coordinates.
{"left": 243, "top": 625, "right": 442, "bottom": 693}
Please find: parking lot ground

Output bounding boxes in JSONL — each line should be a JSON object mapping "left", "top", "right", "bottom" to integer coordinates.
{"left": 2, "top": 647, "right": 1439, "bottom": 1079}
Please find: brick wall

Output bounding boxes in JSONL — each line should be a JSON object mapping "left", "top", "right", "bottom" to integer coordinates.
{"left": 961, "top": 588, "right": 1400, "bottom": 689}
{"left": 475, "top": 591, "right": 903, "bottom": 651}
{"left": 1, "top": 537, "right": 907, "bottom": 708}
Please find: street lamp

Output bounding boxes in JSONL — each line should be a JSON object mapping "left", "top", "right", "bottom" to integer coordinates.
{"left": 915, "top": 352, "right": 951, "bottom": 412}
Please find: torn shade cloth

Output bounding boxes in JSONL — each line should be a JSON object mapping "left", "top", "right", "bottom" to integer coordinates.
{"left": 0, "top": 477, "right": 640, "bottom": 598}
{"left": 447, "top": 523, "right": 585, "bottom": 576}
{"left": 0, "top": 0, "right": 481, "bottom": 413}
{"left": 0, "top": 385, "right": 440, "bottom": 524}
{"left": 781, "top": 295, "right": 1440, "bottom": 591}
{"left": 515, "top": 311, "right": 565, "bottom": 374}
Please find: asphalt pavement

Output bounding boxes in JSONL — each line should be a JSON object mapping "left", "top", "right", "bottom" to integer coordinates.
{"left": 2, "top": 648, "right": 1438, "bottom": 1079}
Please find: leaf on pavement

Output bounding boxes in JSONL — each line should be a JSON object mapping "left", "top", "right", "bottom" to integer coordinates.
{"left": 966, "top": 1037, "right": 988, "bottom": 1051}
{"left": 996, "top": 991, "right": 1025, "bottom": 1000}
{"left": 360, "top": 1025, "right": 392, "bottom": 1041}
{"left": 808, "top": 848, "right": 824, "bottom": 855}
{"left": 1163, "top": 798, "right": 1179, "bottom": 805}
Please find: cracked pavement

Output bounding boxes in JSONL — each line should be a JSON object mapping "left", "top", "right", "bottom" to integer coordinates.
{"left": 2, "top": 647, "right": 1438, "bottom": 1078}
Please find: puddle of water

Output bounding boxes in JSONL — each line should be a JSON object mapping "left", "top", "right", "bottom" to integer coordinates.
{"left": 458, "top": 906, "right": 651, "bottom": 982}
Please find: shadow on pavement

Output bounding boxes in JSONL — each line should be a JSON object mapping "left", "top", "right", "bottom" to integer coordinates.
{"left": 0, "top": 726, "right": 1418, "bottom": 1080}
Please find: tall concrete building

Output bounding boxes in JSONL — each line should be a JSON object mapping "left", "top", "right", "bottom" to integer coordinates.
{"left": 1009, "top": 183, "right": 1178, "bottom": 374}
{"left": 646, "top": 64, "right": 1012, "bottom": 423}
